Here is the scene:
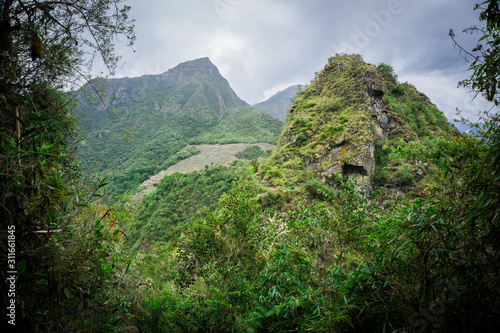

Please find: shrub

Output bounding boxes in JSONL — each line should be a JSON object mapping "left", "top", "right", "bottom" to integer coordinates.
{"left": 293, "top": 117, "right": 308, "bottom": 129}
{"left": 391, "top": 84, "right": 406, "bottom": 96}
{"left": 394, "top": 165, "right": 414, "bottom": 185}
{"left": 377, "top": 63, "right": 394, "bottom": 75}
{"left": 295, "top": 132, "right": 308, "bottom": 146}
{"left": 300, "top": 101, "right": 317, "bottom": 109}
{"left": 304, "top": 178, "right": 335, "bottom": 200}
{"left": 259, "top": 190, "right": 281, "bottom": 208}
{"left": 236, "top": 145, "right": 264, "bottom": 160}
{"left": 323, "top": 125, "right": 344, "bottom": 140}
{"left": 325, "top": 100, "right": 340, "bottom": 112}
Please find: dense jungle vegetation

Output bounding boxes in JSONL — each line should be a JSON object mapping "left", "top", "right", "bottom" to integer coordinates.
{"left": 1, "top": 1, "right": 499, "bottom": 333}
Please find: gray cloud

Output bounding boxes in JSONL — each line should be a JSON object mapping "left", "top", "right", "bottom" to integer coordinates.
{"left": 111, "top": 0, "right": 494, "bottom": 122}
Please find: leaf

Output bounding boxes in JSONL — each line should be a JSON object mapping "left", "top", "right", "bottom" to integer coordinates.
{"left": 122, "top": 260, "right": 131, "bottom": 277}
{"left": 441, "top": 164, "right": 451, "bottom": 179}
{"left": 17, "top": 259, "right": 27, "bottom": 274}
{"left": 64, "top": 288, "right": 72, "bottom": 299}
{"left": 12, "top": 113, "right": 26, "bottom": 127}
{"left": 478, "top": 34, "right": 490, "bottom": 42}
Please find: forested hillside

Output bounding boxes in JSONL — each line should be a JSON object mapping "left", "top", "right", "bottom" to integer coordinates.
{"left": 1, "top": 1, "right": 499, "bottom": 332}
{"left": 72, "top": 58, "right": 283, "bottom": 202}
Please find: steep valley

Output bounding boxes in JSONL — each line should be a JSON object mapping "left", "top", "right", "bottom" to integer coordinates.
{"left": 73, "top": 57, "right": 283, "bottom": 203}
{"left": 73, "top": 54, "right": 499, "bottom": 332}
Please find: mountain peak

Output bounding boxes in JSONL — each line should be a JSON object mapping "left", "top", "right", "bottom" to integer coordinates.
{"left": 167, "top": 57, "right": 221, "bottom": 77}
{"left": 254, "top": 85, "right": 302, "bottom": 121}
{"left": 259, "top": 54, "right": 458, "bottom": 188}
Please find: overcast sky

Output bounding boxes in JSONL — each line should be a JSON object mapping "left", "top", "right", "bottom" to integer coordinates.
{"left": 110, "top": 0, "right": 494, "bottom": 122}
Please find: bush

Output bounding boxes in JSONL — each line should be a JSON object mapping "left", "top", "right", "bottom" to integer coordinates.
{"left": 304, "top": 178, "right": 335, "bottom": 200}
{"left": 394, "top": 165, "right": 414, "bottom": 185}
{"left": 295, "top": 132, "right": 308, "bottom": 146}
{"left": 391, "top": 84, "right": 406, "bottom": 96}
{"left": 259, "top": 190, "right": 281, "bottom": 208}
{"left": 236, "top": 145, "right": 264, "bottom": 160}
{"left": 325, "top": 100, "right": 340, "bottom": 112}
{"left": 300, "top": 101, "right": 317, "bottom": 109}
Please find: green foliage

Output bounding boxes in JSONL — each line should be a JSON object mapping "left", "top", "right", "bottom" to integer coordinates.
{"left": 451, "top": 1, "right": 500, "bottom": 105}
{"left": 236, "top": 145, "right": 265, "bottom": 160}
{"left": 304, "top": 178, "right": 335, "bottom": 200}
{"left": 292, "top": 116, "right": 309, "bottom": 129}
{"left": 130, "top": 114, "right": 500, "bottom": 331}
{"left": 75, "top": 69, "right": 282, "bottom": 202}
{"left": 0, "top": 1, "right": 135, "bottom": 330}
{"left": 192, "top": 107, "right": 283, "bottom": 144}
{"left": 377, "top": 63, "right": 394, "bottom": 75}
{"left": 0, "top": 86, "right": 130, "bottom": 330}
{"left": 391, "top": 83, "right": 406, "bottom": 96}
{"left": 320, "top": 124, "right": 344, "bottom": 141}
{"left": 300, "top": 101, "right": 317, "bottom": 109}
{"left": 101, "top": 146, "right": 202, "bottom": 203}
{"left": 136, "top": 185, "right": 353, "bottom": 332}
{"left": 125, "top": 165, "right": 242, "bottom": 249}
{"left": 324, "top": 100, "right": 341, "bottom": 112}
{"left": 382, "top": 85, "right": 456, "bottom": 139}
{"left": 393, "top": 164, "right": 414, "bottom": 185}
{"left": 139, "top": 286, "right": 235, "bottom": 332}
{"left": 295, "top": 132, "right": 308, "bottom": 146}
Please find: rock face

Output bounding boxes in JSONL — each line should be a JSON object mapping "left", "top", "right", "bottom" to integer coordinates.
{"left": 262, "top": 54, "right": 456, "bottom": 188}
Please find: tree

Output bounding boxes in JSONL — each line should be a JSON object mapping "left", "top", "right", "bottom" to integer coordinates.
{"left": 449, "top": 0, "right": 499, "bottom": 244}
{"left": 449, "top": 1, "right": 500, "bottom": 105}
{"left": 0, "top": 1, "right": 134, "bottom": 331}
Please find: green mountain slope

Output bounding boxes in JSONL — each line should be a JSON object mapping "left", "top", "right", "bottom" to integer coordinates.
{"left": 72, "top": 58, "right": 283, "bottom": 201}
{"left": 254, "top": 85, "right": 301, "bottom": 121}
{"left": 126, "top": 164, "right": 243, "bottom": 250}
{"left": 192, "top": 106, "right": 284, "bottom": 144}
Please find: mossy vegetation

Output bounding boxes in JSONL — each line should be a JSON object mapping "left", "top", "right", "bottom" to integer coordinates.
{"left": 257, "top": 54, "right": 458, "bottom": 191}
{"left": 124, "top": 164, "right": 243, "bottom": 250}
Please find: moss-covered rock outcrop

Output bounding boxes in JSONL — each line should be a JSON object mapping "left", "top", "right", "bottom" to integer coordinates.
{"left": 259, "top": 54, "right": 459, "bottom": 188}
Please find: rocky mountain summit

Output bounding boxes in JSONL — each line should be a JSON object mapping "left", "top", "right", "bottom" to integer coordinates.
{"left": 76, "top": 57, "right": 248, "bottom": 122}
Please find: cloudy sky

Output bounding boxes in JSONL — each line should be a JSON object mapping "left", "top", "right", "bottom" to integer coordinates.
{"left": 110, "top": 0, "right": 493, "bottom": 122}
